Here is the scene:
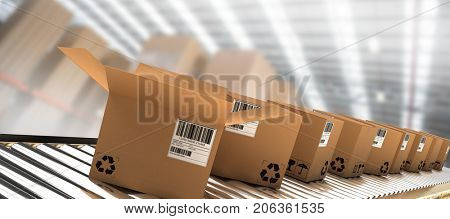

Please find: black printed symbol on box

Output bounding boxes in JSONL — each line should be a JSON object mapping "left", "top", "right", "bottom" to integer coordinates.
{"left": 352, "top": 163, "right": 365, "bottom": 174}
{"left": 320, "top": 161, "right": 329, "bottom": 176}
{"left": 294, "top": 161, "right": 310, "bottom": 179}
{"left": 287, "top": 159, "right": 297, "bottom": 172}
{"left": 433, "top": 161, "right": 441, "bottom": 169}
{"left": 418, "top": 161, "right": 425, "bottom": 170}
{"left": 95, "top": 155, "right": 117, "bottom": 175}
{"left": 330, "top": 157, "right": 345, "bottom": 173}
{"left": 402, "top": 160, "right": 411, "bottom": 169}
{"left": 259, "top": 161, "right": 282, "bottom": 184}
{"left": 380, "top": 161, "right": 389, "bottom": 174}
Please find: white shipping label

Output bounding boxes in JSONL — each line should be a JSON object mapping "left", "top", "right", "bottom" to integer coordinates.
{"left": 372, "top": 129, "right": 387, "bottom": 148}
{"left": 417, "top": 137, "right": 426, "bottom": 152}
{"left": 225, "top": 99, "right": 261, "bottom": 138}
{"left": 168, "top": 119, "right": 216, "bottom": 167}
{"left": 400, "top": 134, "right": 410, "bottom": 151}
{"left": 319, "top": 122, "right": 333, "bottom": 147}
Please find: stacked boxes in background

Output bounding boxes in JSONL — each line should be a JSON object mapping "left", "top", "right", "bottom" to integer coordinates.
{"left": 362, "top": 121, "right": 403, "bottom": 176}
{"left": 271, "top": 105, "right": 343, "bottom": 182}
{"left": 139, "top": 36, "right": 207, "bottom": 76}
{"left": 422, "top": 136, "right": 445, "bottom": 171}
{"left": 212, "top": 94, "right": 303, "bottom": 188}
{"left": 434, "top": 138, "right": 450, "bottom": 170}
{"left": 315, "top": 111, "right": 375, "bottom": 178}
{"left": 403, "top": 130, "right": 434, "bottom": 172}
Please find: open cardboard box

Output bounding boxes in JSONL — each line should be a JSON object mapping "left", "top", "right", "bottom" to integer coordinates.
{"left": 422, "top": 135, "right": 444, "bottom": 171}
{"left": 362, "top": 120, "right": 403, "bottom": 176}
{"left": 269, "top": 104, "right": 343, "bottom": 182}
{"left": 314, "top": 111, "right": 376, "bottom": 178}
{"left": 59, "top": 47, "right": 260, "bottom": 198}
{"left": 212, "top": 94, "right": 303, "bottom": 189}
{"left": 433, "top": 138, "right": 449, "bottom": 171}
{"left": 403, "top": 129, "right": 434, "bottom": 173}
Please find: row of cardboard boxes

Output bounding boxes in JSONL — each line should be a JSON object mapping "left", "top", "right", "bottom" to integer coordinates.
{"left": 60, "top": 47, "right": 449, "bottom": 199}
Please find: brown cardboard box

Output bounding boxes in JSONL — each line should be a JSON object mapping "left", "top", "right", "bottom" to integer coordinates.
{"left": 433, "top": 138, "right": 449, "bottom": 171}
{"left": 139, "top": 36, "right": 207, "bottom": 76}
{"left": 422, "top": 136, "right": 444, "bottom": 171}
{"left": 203, "top": 50, "right": 295, "bottom": 103}
{"left": 212, "top": 94, "right": 303, "bottom": 189}
{"left": 361, "top": 121, "right": 403, "bottom": 176}
{"left": 403, "top": 130, "right": 434, "bottom": 173}
{"left": 314, "top": 111, "right": 376, "bottom": 178}
{"left": 358, "top": 121, "right": 416, "bottom": 174}
{"left": 59, "top": 47, "right": 256, "bottom": 198}
{"left": 270, "top": 104, "right": 343, "bottom": 182}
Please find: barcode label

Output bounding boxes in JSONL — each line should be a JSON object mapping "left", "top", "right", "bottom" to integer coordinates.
{"left": 372, "top": 128, "right": 387, "bottom": 148}
{"left": 225, "top": 99, "right": 260, "bottom": 137}
{"left": 400, "top": 134, "right": 409, "bottom": 151}
{"left": 168, "top": 119, "right": 216, "bottom": 167}
{"left": 417, "top": 137, "right": 426, "bottom": 152}
{"left": 318, "top": 122, "right": 333, "bottom": 147}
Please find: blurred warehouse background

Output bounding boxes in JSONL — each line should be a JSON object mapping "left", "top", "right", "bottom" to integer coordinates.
{"left": 0, "top": 0, "right": 449, "bottom": 145}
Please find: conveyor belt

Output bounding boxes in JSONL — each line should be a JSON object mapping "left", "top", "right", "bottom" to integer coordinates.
{"left": 0, "top": 139, "right": 449, "bottom": 199}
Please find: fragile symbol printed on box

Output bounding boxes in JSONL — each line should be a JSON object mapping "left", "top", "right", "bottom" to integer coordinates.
{"left": 372, "top": 128, "right": 387, "bottom": 148}
{"left": 318, "top": 122, "right": 333, "bottom": 147}
{"left": 168, "top": 119, "right": 216, "bottom": 167}
{"left": 400, "top": 134, "right": 409, "bottom": 151}
{"left": 225, "top": 99, "right": 261, "bottom": 137}
{"left": 417, "top": 137, "right": 426, "bottom": 152}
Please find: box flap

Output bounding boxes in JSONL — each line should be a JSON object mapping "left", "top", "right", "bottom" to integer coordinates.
{"left": 59, "top": 47, "right": 108, "bottom": 91}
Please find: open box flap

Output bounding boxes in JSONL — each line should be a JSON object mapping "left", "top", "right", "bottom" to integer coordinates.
{"left": 59, "top": 47, "right": 109, "bottom": 91}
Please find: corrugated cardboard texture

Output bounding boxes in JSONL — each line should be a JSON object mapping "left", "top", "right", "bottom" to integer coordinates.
{"left": 422, "top": 136, "right": 444, "bottom": 171}
{"left": 212, "top": 95, "right": 303, "bottom": 189}
{"left": 273, "top": 106, "right": 343, "bottom": 182}
{"left": 433, "top": 138, "right": 449, "bottom": 171}
{"left": 362, "top": 121, "right": 403, "bottom": 176}
{"left": 60, "top": 47, "right": 257, "bottom": 198}
{"left": 139, "top": 36, "right": 207, "bottom": 76}
{"left": 314, "top": 111, "right": 376, "bottom": 178}
{"left": 404, "top": 130, "right": 434, "bottom": 173}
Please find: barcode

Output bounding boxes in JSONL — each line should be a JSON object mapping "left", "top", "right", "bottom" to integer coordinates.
{"left": 170, "top": 146, "right": 192, "bottom": 157}
{"left": 404, "top": 134, "right": 410, "bottom": 141}
{"left": 377, "top": 129, "right": 387, "bottom": 137}
{"left": 320, "top": 139, "right": 325, "bottom": 143}
{"left": 230, "top": 124, "right": 244, "bottom": 130}
{"left": 231, "top": 99, "right": 261, "bottom": 112}
{"left": 175, "top": 120, "right": 215, "bottom": 145}
{"left": 420, "top": 137, "right": 426, "bottom": 143}
{"left": 323, "top": 122, "right": 333, "bottom": 133}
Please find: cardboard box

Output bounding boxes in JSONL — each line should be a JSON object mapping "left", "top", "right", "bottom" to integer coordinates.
{"left": 314, "top": 111, "right": 376, "bottom": 178}
{"left": 139, "top": 36, "right": 207, "bottom": 76}
{"left": 403, "top": 130, "right": 434, "bottom": 173}
{"left": 422, "top": 136, "right": 445, "bottom": 171}
{"left": 433, "top": 138, "right": 450, "bottom": 171}
{"left": 212, "top": 94, "right": 303, "bottom": 189}
{"left": 270, "top": 104, "right": 343, "bottom": 182}
{"left": 59, "top": 47, "right": 256, "bottom": 198}
{"left": 360, "top": 121, "right": 403, "bottom": 176}
{"left": 202, "top": 50, "right": 280, "bottom": 101}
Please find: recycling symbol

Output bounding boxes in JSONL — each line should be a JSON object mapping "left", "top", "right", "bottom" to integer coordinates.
{"left": 380, "top": 162, "right": 389, "bottom": 174}
{"left": 260, "top": 163, "right": 281, "bottom": 184}
{"left": 330, "top": 157, "right": 345, "bottom": 172}
{"left": 418, "top": 161, "right": 425, "bottom": 170}
{"left": 320, "top": 161, "right": 329, "bottom": 176}
{"left": 95, "top": 155, "right": 116, "bottom": 175}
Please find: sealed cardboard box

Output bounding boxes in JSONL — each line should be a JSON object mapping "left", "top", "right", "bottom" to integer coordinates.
{"left": 271, "top": 104, "right": 343, "bottom": 182}
{"left": 59, "top": 47, "right": 255, "bottom": 198}
{"left": 403, "top": 130, "right": 434, "bottom": 173}
{"left": 422, "top": 136, "right": 444, "bottom": 171}
{"left": 361, "top": 121, "right": 403, "bottom": 176}
{"left": 139, "top": 36, "right": 207, "bottom": 76}
{"left": 203, "top": 50, "right": 284, "bottom": 101}
{"left": 212, "top": 94, "right": 303, "bottom": 189}
{"left": 433, "top": 138, "right": 450, "bottom": 171}
{"left": 314, "top": 111, "right": 376, "bottom": 178}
